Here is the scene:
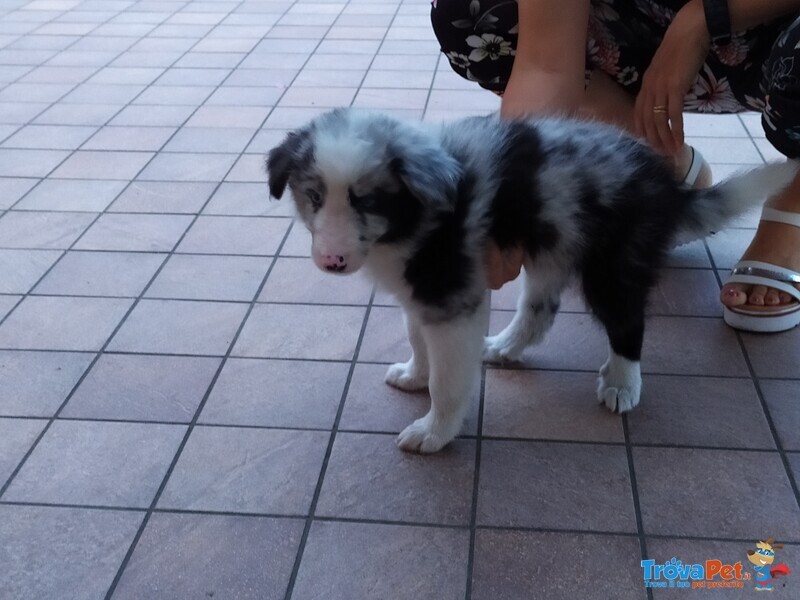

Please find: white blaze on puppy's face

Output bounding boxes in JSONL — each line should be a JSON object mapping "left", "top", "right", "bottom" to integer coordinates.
{"left": 306, "top": 132, "right": 379, "bottom": 274}
{"left": 309, "top": 179, "right": 365, "bottom": 273}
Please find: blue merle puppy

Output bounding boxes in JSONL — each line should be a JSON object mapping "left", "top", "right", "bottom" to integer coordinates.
{"left": 267, "top": 108, "right": 797, "bottom": 454}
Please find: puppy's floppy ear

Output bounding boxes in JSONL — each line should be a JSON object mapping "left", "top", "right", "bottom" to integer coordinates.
{"left": 266, "top": 129, "right": 310, "bottom": 199}
{"left": 389, "top": 139, "right": 462, "bottom": 211}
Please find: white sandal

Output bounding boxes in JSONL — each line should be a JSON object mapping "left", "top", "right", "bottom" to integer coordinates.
{"left": 672, "top": 147, "right": 714, "bottom": 247}
{"left": 722, "top": 207, "right": 800, "bottom": 333}
{"left": 682, "top": 146, "right": 713, "bottom": 189}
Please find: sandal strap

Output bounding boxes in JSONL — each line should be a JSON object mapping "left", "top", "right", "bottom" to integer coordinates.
{"left": 728, "top": 260, "right": 800, "bottom": 300}
{"left": 761, "top": 206, "right": 800, "bottom": 228}
{"left": 682, "top": 146, "right": 705, "bottom": 187}
{"left": 731, "top": 260, "right": 800, "bottom": 284}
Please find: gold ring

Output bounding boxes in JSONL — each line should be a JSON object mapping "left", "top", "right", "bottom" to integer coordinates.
{"left": 652, "top": 105, "right": 668, "bottom": 114}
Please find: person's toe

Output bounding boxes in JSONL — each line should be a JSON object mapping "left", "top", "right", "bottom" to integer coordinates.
{"left": 779, "top": 291, "right": 793, "bottom": 304}
{"left": 748, "top": 285, "right": 768, "bottom": 306}
{"left": 721, "top": 283, "right": 749, "bottom": 307}
{"left": 765, "top": 288, "right": 782, "bottom": 305}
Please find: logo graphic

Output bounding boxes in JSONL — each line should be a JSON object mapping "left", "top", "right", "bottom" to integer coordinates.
{"left": 641, "top": 558, "right": 750, "bottom": 589}
{"left": 746, "top": 538, "right": 792, "bottom": 592}
{"left": 641, "top": 538, "right": 792, "bottom": 592}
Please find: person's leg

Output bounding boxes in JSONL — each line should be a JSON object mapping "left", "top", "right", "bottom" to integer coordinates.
{"left": 720, "top": 17, "right": 800, "bottom": 311}
{"left": 430, "top": 0, "right": 517, "bottom": 95}
{"left": 578, "top": 68, "right": 636, "bottom": 132}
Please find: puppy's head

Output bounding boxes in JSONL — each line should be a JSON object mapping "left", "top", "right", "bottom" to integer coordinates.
{"left": 266, "top": 109, "right": 461, "bottom": 274}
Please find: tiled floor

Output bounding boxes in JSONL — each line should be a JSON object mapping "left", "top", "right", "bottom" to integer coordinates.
{"left": 1, "top": 0, "right": 799, "bottom": 599}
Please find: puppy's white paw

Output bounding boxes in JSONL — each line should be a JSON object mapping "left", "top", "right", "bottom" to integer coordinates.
{"left": 597, "top": 380, "right": 640, "bottom": 413}
{"left": 596, "top": 357, "right": 641, "bottom": 413}
{"left": 483, "top": 333, "right": 524, "bottom": 364}
{"left": 396, "top": 413, "right": 459, "bottom": 454}
{"left": 385, "top": 361, "right": 428, "bottom": 391}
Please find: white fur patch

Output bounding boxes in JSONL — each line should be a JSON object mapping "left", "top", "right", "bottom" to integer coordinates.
{"left": 597, "top": 349, "right": 642, "bottom": 413}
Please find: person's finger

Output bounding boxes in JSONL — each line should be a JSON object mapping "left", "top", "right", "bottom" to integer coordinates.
{"left": 668, "top": 89, "right": 684, "bottom": 153}
{"left": 652, "top": 94, "right": 674, "bottom": 155}
{"left": 642, "top": 89, "right": 666, "bottom": 154}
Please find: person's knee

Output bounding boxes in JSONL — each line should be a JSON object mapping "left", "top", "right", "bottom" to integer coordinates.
{"left": 430, "top": 0, "right": 517, "bottom": 92}
{"left": 430, "top": 0, "right": 468, "bottom": 63}
{"left": 762, "top": 16, "right": 800, "bottom": 158}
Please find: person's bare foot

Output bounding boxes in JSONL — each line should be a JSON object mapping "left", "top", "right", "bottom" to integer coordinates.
{"left": 720, "top": 219, "right": 800, "bottom": 309}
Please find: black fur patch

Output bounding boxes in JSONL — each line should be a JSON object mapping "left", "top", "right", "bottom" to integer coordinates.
{"left": 351, "top": 184, "right": 423, "bottom": 243}
{"left": 575, "top": 153, "right": 691, "bottom": 361}
{"left": 403, "top": 172, "right": 476, "bottom": 307}
{"left": 266, "top": 129, "right": 312, "bottom": 199}
{"left": 489, "top": 122, "right": 560, "bottom": 257}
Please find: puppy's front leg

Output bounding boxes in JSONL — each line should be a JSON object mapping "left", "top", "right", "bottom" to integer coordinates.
{"left": 385, "top": 310, "right": 429, "bottom": 391}
{"left": 397, "top": 296, "right": 489, "bottom": 454}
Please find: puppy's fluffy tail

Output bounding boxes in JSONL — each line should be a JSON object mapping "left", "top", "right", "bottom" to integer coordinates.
{"left": 675, "top": 160, "right": 799, "bottom": 246}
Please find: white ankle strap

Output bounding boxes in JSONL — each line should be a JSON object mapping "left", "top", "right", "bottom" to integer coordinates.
{"left": 683, "top": 147, "right": 704, "bottom": 187}
{"left": 761, "top": 207, "right": 800, "bottom": 228}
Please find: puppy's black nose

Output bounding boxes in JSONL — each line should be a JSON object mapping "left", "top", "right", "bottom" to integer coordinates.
{"left": 321, "top": 254, "right": 347, "bottom": 272}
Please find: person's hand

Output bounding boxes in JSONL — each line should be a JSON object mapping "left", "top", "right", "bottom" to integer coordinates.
{"left": 485, "top": 241, "right": 524, "bottom": 289}
{"left": 634, "top": 2, "right": 710, "bottom": 155}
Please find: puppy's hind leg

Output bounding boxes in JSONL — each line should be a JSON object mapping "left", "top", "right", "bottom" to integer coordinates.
{"left": 597, "top": 340, "right": 642, "bottom": 413}
{"left": 484, "top": 263, "right": 566, "bottom": 363}
{"left": 583, "top": 274, "right": 645, "bottom": 413}
{"left": 397, "top": 295, "right": 489, "bottom": 453}
{"left": 385, "top": 310, "right": 429, "bottom": 391}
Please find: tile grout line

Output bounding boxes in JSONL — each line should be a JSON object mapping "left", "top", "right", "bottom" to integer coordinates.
{"left": 736, "top": 112, "right": 770, "bottom": 165}
{"left": 419, "top": 51, "right": 441, "bottom": 118}
{"left": 0, "top": 413, "right": 794, "bottom": 453}
{"left": 4, "top": 496, "right": 799, "bottom": 546}
{"left": 464, "top": 364, "right": 487, "bottom": 600}
{"left": 0, "top": 289, "right": 743, "bottom": 316}
{"left": 623, "top": 415, "right": 654, "bottom": 600}
{"left": 703, "top": 242, "right": 800, "bottom": 512}
{"left": 0, "top": 343, "right": 798, "bottom": 383}
{"left": 280, "top": 290, "right": 375, "bottom": 600}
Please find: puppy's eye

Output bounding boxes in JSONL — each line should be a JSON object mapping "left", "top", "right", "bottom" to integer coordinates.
{"left": 307, "top": 189, "right": 322, "bottom": 210}
{"left": 348, "top": 189, "right": 373, "bottom": 210}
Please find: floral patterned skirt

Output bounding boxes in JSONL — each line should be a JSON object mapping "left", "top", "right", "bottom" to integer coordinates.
{"left": 431, "top": 0, "right": 800, "bottom": 156}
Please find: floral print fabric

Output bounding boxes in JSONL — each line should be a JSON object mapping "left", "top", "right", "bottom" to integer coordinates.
{"left": 431, "top": 0, "right": 800, "bottom": 156}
